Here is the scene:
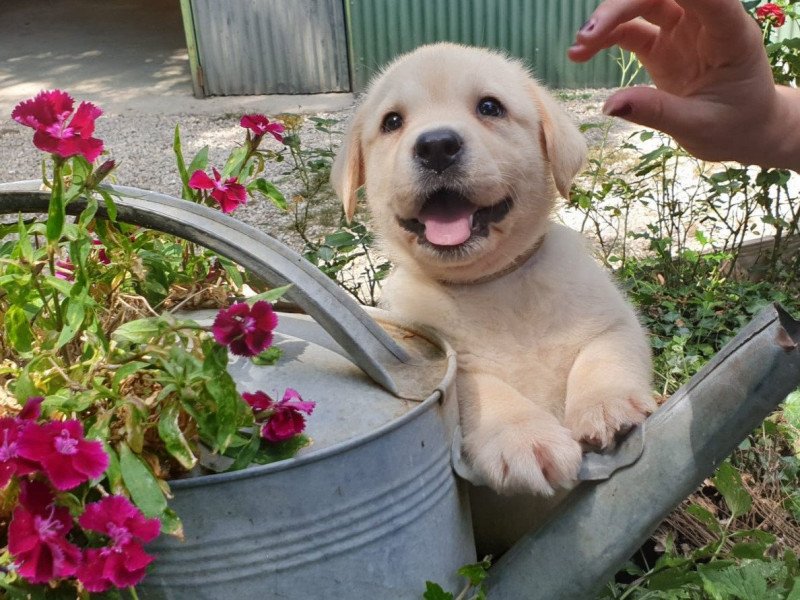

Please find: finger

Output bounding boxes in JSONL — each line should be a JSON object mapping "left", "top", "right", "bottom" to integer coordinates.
{"left": 575, "top": 0, "right": 683, "bottom": 46}
{"left": 673, "top": 0, "right": 752, "bottom": 37}
{"left": 569, "top": 19, "right": 659, "bottom": 63}
{"left": 601, "top": 86, "right": 709, "bottom": 143}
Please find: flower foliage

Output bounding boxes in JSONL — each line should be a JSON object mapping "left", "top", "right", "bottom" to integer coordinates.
{"left": 2, "top": 90, "right": 313, "bottom": 596}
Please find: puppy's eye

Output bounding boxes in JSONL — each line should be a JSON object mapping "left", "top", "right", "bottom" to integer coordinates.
{"left": 477, "top": 97, "right": 505, "bottom": 118}
{"left": 381, "top": 112, "right": 404, "bottom": 133}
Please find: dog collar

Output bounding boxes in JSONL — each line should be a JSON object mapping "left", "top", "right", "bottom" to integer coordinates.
{"left": 437, "top": 235, "right": 546, "bottom": 286}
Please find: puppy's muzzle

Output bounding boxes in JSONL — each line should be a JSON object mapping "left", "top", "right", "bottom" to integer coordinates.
{"left": 414, "top": 128, "right": 463, "bottom": 174}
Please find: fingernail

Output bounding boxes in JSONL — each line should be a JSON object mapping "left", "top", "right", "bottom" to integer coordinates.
{"left": 580, "top": 19, "right": 596, "bottom": 33}
{"left": 604, "top": 102, "right": 632, "bottom": 118}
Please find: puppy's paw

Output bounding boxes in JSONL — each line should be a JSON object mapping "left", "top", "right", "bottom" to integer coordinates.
{"left": 564, "top": 390, "right": 655, "bottom": 450}
{"left": 464, "top": 418, "right": 582, "bottom": 496}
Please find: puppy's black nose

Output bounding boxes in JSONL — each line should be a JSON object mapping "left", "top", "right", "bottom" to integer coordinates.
{"left": 414, "top": 128, "right": 463, "bottom": 174}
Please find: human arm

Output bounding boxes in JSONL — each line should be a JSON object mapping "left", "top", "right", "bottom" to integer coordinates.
{"left": 568, "top": 0, "right": 800, "bottom": 171}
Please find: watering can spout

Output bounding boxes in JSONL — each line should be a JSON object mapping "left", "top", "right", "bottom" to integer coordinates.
{"left": 487, "top": 303, "right": 800, "bottom": 599}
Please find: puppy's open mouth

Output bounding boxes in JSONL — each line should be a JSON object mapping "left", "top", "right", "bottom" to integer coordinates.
{"left": 398, "top": 189, "right": 512, "bottom": 248}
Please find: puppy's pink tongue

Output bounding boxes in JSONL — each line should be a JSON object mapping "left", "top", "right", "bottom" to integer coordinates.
{"left": 418, "top": 203, "right": 475, "bottom": 246}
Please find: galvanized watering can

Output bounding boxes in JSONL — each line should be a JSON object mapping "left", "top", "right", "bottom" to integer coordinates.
{"left": 2, "top": 181, "right": 800, "bottom": 599}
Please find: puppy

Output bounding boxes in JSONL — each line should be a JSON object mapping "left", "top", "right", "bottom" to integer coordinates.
{"left": 331, "top": 43, "right": 655, "bottom": 496}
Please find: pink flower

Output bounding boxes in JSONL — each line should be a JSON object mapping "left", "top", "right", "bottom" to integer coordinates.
{"left": 0, "top": 397, "right": 44, "bottom": 487}
{"left": 92, "top": 238, "right": 110, "bottom": 265}
{"left": 19, "top": 396, "right": 44, "bottom": 421}
{"left": 17, "top": 420, "right": 109, "bottom": 491}
{"left": 76, "top": 495, "right": 160, "bottom": 592}
{"left": 756, "top": 3, "right": 786, "bottom": 26}
{"left": 240, "top": 114, "right": 285, "bottom": 143}
{"left": 54, "top": 258, "right": 75, "bottom": 281}
{"left": 212, "top": 301, "right": 278, "bottom": 356}
{"left": 188, "top": 168, "right": 247, "bottom": 213}
{"left": 243, "top": 388, "right": 315, "bottom": 442}
{"left": 8, "top": 480, "right": 82, "bottom": 584}
{"left": 0, "top": 425, "right": 37, "bottom": 488}
{"left": 11, "top": 90, "right": 104, "bottom": 161}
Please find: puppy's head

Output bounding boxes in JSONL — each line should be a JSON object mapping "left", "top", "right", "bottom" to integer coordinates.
{"left": 331, "top": 43, "right": 586, "bottom": 282}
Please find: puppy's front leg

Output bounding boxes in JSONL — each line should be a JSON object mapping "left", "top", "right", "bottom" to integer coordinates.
{"left": 564, "top": 329, "right": 656, "bottom": 449}
{"left": 459, "top": 370, "right": 583, "bottom": 496}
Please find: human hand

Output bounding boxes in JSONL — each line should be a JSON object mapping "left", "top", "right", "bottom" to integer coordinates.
{"left": 568, "top": 0, "right": 800, "bottom": 170}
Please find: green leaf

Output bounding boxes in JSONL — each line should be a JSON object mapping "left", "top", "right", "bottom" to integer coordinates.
{"left": 112, "top": 317, "right": 166, "bottom": 344}
{"left": 698, "top": 560, "right": 785, "bottom": 600}
{"left": 118, "top": 442, "right": 168, "bottom": 518}
{"left": 249, "top": 178, "right": 288, "bottom": 211}
{"left": 251, "top": 346, "right": 283, "bottom": 366}
{"left": 714, "top": 461, "right": 752, "bottom": 518}
{"left": 457, "top": 560, "right": 491, "bottom": 587}
{"left": 685, "top": 503, "right": 723, "bottom": 534}
{"left": 46, "top": 176, "right": 65, "bottom": 242}
{"left": 422, "top": 581, "right": 454, "bottom": 600}
{"left": 247, "top": 284, "right": 292, "bottom": 304}
{"left": 787, "top": 576, "right": 800, "bottom": 600}
{"left": 173, "top": 124, "right": 195, "bottom": 201}
{"left": 16, "top": 215, "right": 33, "bottom": 262}
{"left": 14, "top": 364, "right": 39, "bottom": 403}
{"left": 160, "top": 507, "right": 184, "bottom": 540}
{"left": 223, "top": 146, "right": 249, "bottom": 179}
{"left": 112, "top": 361, "right": 150, "bottom": 393}
{"left": 188, "top": 146, "right": 210, "bottom": 174}
{"left": 250, "top": 434, "right": 310, "bottom": 464}
{"left": 202, "top": 342, "right": 247, "bottom": 452}
{"left": 5, "top": 305, "right": 34, "bottom": 353}
{"left": 77, "top": 196, "right": 98, "bottom": 228}
{"left": 99, "top": 190, "right": 118, "bottom": 222}
{"left": 42, "top": 274, "right": 74, "bottom": 296}
{"left": 158, "top": 402, "right": 198, "bottom": 470}
{"left": 55, "top": 297, "right": 86, "bottom": 349}
{"left": 102, "top": 442, "right": 125, "bottom": 495}
{"left": 227, "top": 428, "right": 262, "bottom": 471}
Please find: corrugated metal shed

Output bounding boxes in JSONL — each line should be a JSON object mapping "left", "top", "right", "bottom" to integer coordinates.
{"left": 189, "top": 0, "right": 351, "bottom": 95}
{"left": 347, "top": 0, "right": 632, "bottom": 91}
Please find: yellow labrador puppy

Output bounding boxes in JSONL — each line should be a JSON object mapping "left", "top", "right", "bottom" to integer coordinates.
{"left": 332, "top": 43, "right": 654, "bottom": 496}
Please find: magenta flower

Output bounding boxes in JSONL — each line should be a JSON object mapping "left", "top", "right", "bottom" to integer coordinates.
{"left": 76, "top": 495, "right": 161, "bottom": 592}
{"left": 54, "top": 258, "right": 75, "bottom": 281}
{"left": 8, "top": 480, "right": 82, "bottom": 584}
{"left": 11, "top": 90, "right": 104, "bottom": 161}
{"left": 243, "top": 388, "right": 315, "bottom": 442}
{"left": 17, "top": 420, "right": 109, "bottom": 490}
{"left": 212, "top": 301, "right": 278, "bottom": 356}
{"left": 0, "top": 422, "right": 37, "bottom": 488}
{"left": 188, "top": 168, "right": 247, "bottom": 213}
{"left": 0, "top": 396, "right": 45, "bottom": 487}
{"left": 19, "top": 396, "right": 44, "bottom": 421}
{"left": 240, "top": 114, "right": 285, "bottom": 143}
{"left": 92, "top": 238, "right": 111, "bottom": 265}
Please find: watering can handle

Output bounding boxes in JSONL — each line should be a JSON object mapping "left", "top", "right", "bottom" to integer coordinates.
{"left": 0, "top": 182, "right": 421, "bottom": 398}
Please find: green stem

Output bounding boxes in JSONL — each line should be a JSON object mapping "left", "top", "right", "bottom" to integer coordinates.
{"left": 128, "top": 586, "right": 141, "bottom": 600}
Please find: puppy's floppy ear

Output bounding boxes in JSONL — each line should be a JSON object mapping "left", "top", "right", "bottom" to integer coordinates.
{"left": 331, "top": 113, "right": 365, "bottom": 222}
{"left": 529, "top": 83, "right": 587, "bottom": 200}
